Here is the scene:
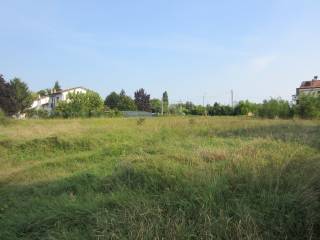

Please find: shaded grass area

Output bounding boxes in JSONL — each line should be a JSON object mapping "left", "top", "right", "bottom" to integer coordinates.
{"left": 213, "top": 123, "right": 320, "bottom": 149}
{"left": 0, "top": 117, "right": 319, "bottom": 239}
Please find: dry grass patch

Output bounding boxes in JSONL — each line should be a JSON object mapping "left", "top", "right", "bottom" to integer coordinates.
{"left": 198, "top": 147, "right": 228, "bottom": 162}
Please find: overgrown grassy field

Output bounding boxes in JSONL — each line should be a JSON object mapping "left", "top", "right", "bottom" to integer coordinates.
{"left": 0, "top": 117, "right": 319, "bottom": 239}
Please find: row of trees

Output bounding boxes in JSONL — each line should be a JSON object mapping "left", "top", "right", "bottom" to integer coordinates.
{"left": 104, "top": 89, "right": 169, "bottom": 114}
{"left": 0, "top": 74, "right": 170, "bottom": 117}
{"left": 1, "top": 73, "right": 320, "bottom": 119}
{"left": 51, "top": 88, "right": 170, "bottom": 118}
{"left": 170, "top": 96, "right": 320, "bottom": 119}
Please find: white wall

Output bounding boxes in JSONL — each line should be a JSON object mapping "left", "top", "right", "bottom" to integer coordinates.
{"left": 298, "top": 88, "right": 320, "bottom": 95}
{"left": 31, "top": 96, "right": 50, "bottom": 109}
{"left": 30, "top": 88, "right": 88, "bottom": 111}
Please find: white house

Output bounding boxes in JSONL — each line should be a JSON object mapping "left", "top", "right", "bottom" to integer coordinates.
{"left": 31, "top": 87, "right": 89, "bottom": 111}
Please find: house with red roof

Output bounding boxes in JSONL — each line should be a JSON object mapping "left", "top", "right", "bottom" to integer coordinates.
{"left": 296, "top": 76, "right": 320, "bottom": 97}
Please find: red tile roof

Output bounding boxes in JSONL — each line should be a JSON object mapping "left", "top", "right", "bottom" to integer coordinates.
{"left": 298, "top": 80, "right": 320, "bottom": 89}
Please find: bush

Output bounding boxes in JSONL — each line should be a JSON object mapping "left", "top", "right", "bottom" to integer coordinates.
{"left": 54, "top": 91, "right": 104, "bottom": 118}
{"left": 258, "top": 98, "right": 293, "bottom": 119}
{"left": 295, "top": 94, "right": 320, "bottom": 119}
{"left": 105, "top": 109, "right": 123, "bottom": 118}
{"left": 0, "top": 108, "right": 9, "bottom": 125}
{"left": 233, "top": 100, "right": 259, "bottom": 116}
{"left": 207, "top": 103, "right": 234, "bottom": 116}
{"left": 25, "top": 108, "right": 51, "bottom": 119}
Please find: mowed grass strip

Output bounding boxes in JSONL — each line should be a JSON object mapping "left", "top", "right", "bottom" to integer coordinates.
{"left": 0, "top": 117, "right": 319, "bottom": 239}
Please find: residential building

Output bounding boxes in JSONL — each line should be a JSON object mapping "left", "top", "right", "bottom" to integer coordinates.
{"left": 296, "top": 76, "right": 320, "bottom": 97}
{"left": 31, "top": 87, "right": 89, "bottom": 111}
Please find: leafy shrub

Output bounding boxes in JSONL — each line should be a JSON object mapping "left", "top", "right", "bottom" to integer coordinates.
{"left": 25, "top": 108, "right": 51, "bottom": 119}
{"left": 207, "top": 103, "right": 234, "bottom": 116}
{"left": 54, "top": 91, "right": 104, "bottom": 118}
{"left": 233, "top": 100, "right": 259, "bottom": 116}
{"left": 258, "top": 98, "right": 293, "bottom": 119}
{"left": 295, "top": 93, "right": 320, "bottom": 119}
{"left": 0, "top": 108, "right": 9, "bottom": 125}
{"left": 105, "top": 109, "right": 123, "bottom": 117}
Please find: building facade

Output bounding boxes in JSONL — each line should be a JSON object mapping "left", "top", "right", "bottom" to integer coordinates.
{"left": 31, "top": 87, "right": 88, "bottom": 111}
{"left": 296, "top": 76, "right": 320, "bottom": 97}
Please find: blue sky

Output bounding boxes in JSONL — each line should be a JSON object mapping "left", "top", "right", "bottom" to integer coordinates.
{"left": 1, "top": 0, "right": 319, "bottom": 104}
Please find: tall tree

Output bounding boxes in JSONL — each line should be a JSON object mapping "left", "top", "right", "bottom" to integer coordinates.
{"left": 105, "top": 92, "right": 120, "bottom": 109}
{"left": 105, "top": 90, "right": 136, "bottom": 111}
{"left": 150, "top": 98, "right": 162, "bottom": 113}
{"left": 37, "top": 89, "right": 47, "bottom": 97}
{"left": 134, "top": 88, "right": 151, "bottom": 112}
{"left": 53, "top": 81, "right": 62, "bottom": 91}
{"left": 10, "top": 78, "right": 33, "bottom": 113}
{"left": 0, "top": 75, "right": 16, "bottom": 115}
{"left": 162, "top": 91, "right": 169, "bottom": 114}
{"left": 118, "top": 90, "right": 137, "bottom": 111}
{"left": 37, "top": 88, "right": 52, "bottom": 96}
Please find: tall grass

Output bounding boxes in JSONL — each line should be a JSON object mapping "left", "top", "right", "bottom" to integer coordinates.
{"left": 0, "top": 117, "right": 319, "bottom": 239}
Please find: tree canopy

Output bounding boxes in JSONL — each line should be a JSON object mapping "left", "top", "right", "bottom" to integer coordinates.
{"left": 134, "top": 88, "right": 151, "bottom": 112}
{"left": 55, "top": 91, "right": 104, "bottom": 118}
{"left": 105, "top": 90, "right": 137, "bottom": 111}
{"left": 0, "top": 75, "right": 32, "bottom": 115}
{"left": 295, "top": 94, "right": 320, "bottom": 119}
{"left": 10, "top": 78, "right": 33, "bottom": 113}
{"left": 162, "top": 91, "right": 169, "bottom": 114}
{"left": 150, "top": 98, "right": 162, "bottom": 113}
{"left": 53, "top": 81, "right": 62, "bottom": 91}
{"left": 0, "top": 75, "right": 16, "bottom": 115}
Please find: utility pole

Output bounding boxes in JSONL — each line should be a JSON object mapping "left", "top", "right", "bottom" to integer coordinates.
{"left": 231, "top": 90, "right": 234, "bottom": 108}
{"left": 161, "top": 100, "right": 164, "bottom": 116}
{"left": 203, "top": 93, "right": 207, "bottom": 116}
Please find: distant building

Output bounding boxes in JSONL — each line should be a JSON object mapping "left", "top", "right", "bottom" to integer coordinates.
{"left": 296, "top": 76, "right": 320, "bottom": 97}
{"left": 31, "top": 87, "right": 89, "bottom": 111}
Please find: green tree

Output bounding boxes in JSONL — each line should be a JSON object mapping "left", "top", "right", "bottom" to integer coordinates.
{"left": 118, "top": 91, "right": 136, "bottom": 111}
{"left": 134, "top": 88, "right": 151, "bottom": 112}
{"left": 150, "top": 98, "right": 162, "bottom": 113}
{"left": 9, "top": 78, "right": 33, "bottom": 113}
{"left": 233, "top": 100, "right": 259, "bottom": 116}
{"left": 53, "top": 81, "right": 62, "bottom": 91}
{"left": 162, "top": 91, "right": 169, "bottom": 114}
{"left": 295, "top": 94, "right": 320, "bottom": 119}
{"left": 258, "top": 98, "right": 293, "bottom": 119}
{"left": 105, "top": 92, "right": 120, "bottom": 109}
{"left": 0, "top": 74, "right": 16, "bottom": 115}
{"left": 37, "top": 89, "right": 48, "bottom": 97}
{"left": 55, "top": 91, "right": 104, "bottom": 118}
{"left": 105, "top": 90, "right": 136, "bottom": 111}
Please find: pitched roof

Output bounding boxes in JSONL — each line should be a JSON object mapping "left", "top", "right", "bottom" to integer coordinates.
{"left": 298, "top": 80, "right": 320, "bottom": 89}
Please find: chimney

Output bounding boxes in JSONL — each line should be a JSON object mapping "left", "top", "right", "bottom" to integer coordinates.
{"left": 313, "top": 75, "right": 318, "bottom": 81}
